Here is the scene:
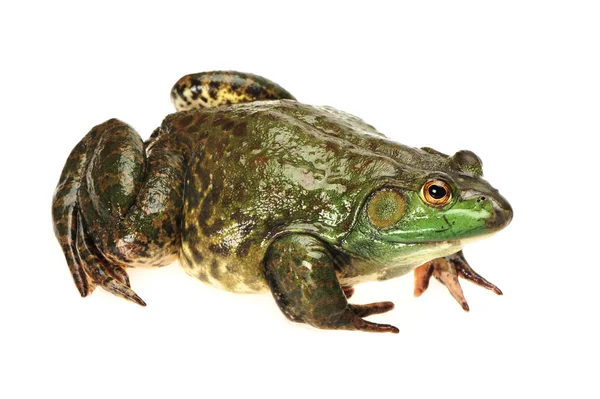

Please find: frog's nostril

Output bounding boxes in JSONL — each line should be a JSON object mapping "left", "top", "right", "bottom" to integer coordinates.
{"left": 477, "top": 196, "right": 486, "bottom": 202}
{"left": 486, "top": 196, "right": 513, "bottom": 230}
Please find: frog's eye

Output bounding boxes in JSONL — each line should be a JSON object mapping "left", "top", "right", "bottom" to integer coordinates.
{"left": 367, "top": 189, "right": 406, "bottom": 229}
{"left": 421, "top": 180, "right": 452, "bottom": 207}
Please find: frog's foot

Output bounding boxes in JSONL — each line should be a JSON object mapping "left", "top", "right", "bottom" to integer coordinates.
{"left": 75, "top": 212, "right": 146, "bottom": 306}
{"left": 265, "top": 234, "right": 399, "bottom": 334}
{"left": 170, "top": 71, "right": 296, "bottom": 111}
{"left": 413, "top": 250, "right": 502, "bottom": 311}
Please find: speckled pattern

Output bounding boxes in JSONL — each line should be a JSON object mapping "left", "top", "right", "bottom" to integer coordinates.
{"left": 53, "top": 71, "right": 512, "bottom": 333}
{"left": 171, "top": 71, "right": 296, "bottom": 111}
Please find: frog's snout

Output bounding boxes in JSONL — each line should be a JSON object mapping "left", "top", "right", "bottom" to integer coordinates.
{"left": 485, "top": 193, "right": 513, "bottom": 231}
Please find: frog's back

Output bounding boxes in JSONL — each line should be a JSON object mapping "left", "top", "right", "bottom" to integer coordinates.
{"left": 166, "top": 100, "right": 438, "bottom": 292}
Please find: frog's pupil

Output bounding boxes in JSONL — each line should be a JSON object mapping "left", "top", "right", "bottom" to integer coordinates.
{"left": 428, "top": 185, "right": 446, "bottom": 199}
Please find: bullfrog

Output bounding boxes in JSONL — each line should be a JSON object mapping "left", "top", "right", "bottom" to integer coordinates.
{"left": 52, "top": 71, "right": 512, "bottom": 333}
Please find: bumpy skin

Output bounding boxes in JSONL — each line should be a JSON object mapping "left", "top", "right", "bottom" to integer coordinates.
{"left": 53, "top": 71, "right": 513, "bottom": 333}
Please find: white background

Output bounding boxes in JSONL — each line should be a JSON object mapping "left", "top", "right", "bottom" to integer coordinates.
{"left": 1, "top": 1, "right": 599, "bottom": 398}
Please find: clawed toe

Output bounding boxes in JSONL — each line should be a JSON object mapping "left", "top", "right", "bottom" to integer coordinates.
{"left": 345, "top": 301, "right": 398, "bottom": 333}
{"left": 104, "top": 278, "right": 146, "bottom": 306}
{"left": 353, "top": 317, "right": 400, "bottom": 334}
{"left": 449, "top": 251, "right": 503, "bottom": 295}
{"left": 75, "top": 211, "right": 145, "bottom": 306}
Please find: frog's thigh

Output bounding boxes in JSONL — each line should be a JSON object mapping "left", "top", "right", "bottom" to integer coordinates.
{"left": 77, "top": 119, "right": 145, "bottom": 230}
{"left": 170, "top": 71, "right": 296, "bottom": 111}
{"left": 78, "top": 120, "right": 182, "bottom": 267}
{"left": 264, "top": 234, "right": 399, "bottom": 333}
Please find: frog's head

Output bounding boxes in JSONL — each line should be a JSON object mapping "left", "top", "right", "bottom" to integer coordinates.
{"left": 342, "top": 150, "right": 512, "bottom": 265}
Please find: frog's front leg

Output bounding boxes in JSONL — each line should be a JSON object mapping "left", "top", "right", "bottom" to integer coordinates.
{"left": 413, "top": 251, "right": 503, "bottom": 311}
{"left": 264, "top": 234, "right": 399, "bottom": 334}
{"left": 52, "top": 119, "right": 185, "bottom": 305}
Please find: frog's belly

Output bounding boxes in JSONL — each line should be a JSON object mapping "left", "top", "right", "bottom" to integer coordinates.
{"left": 179, "top": 241, "right": 270, "bottom": 293}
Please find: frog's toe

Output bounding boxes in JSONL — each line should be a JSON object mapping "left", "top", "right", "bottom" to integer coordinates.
{"left": 413, "top": 262, "right": 434, "bottom": 297}
{"left": 450, "top": 251, "right": 503, "bottom": 295}
{"left": 75, "top": 213, "right": 146, "bottom": 306}
{"left": 431, "top": 259, "right": 470, "bottom": 312}
{"left": 413, "top": 251, "right": 502, "bottom": 311}
{"left": 64, "top": 206, "right": 96, "bottom": 297}
{"left": 351, "top": 316, "right": 400, "bottom": 334}
{"left": 349, "top": 301, "right": 395, "bottom": 318}
{"left": 414, "top": 255, "right": 470, "bottom": 311}
{"left": 103, "top": 278, "right": 146, "bottom": 306}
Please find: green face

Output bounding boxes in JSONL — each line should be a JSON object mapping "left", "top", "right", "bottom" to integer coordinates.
{"left": 341, "top": 166, "right": 513, "bottom": 271}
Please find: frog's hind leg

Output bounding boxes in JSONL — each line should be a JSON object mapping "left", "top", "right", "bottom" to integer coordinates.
{"left": 170, "top": 71, "right": 296, "bottom": 111}
{"left": 264, "top": 234, "right": 399, "bottom": 334}
{"left": 53, "top": 119, "right": 145, "bottom": 303}
{"left": 53, "top": 119, "right": 184, "bottom": 305}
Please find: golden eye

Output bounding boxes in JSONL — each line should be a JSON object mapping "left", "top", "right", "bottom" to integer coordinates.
{"left": 422, "top": 180, "right": 452, "bottom": 207}
{"left": 367, "top": 189, "right": 406, "bottom": 229}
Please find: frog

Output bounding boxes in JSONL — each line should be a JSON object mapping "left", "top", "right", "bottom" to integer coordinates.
{"left": 52, "top": 71, "right": 512, "bottom": 334}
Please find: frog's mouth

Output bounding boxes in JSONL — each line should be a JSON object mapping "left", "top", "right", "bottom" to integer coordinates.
{"left": 383, "top": 192, "right": 513, "bottom": 245}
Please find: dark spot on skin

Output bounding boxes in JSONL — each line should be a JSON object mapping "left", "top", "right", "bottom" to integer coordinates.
{"left": 245, "top": 83, "right": 265, "bottom": 98}
{"left": 235, "top": 238, "right": 252, "bottom": 258}
{"left": 196, "top": 167, "right": 210, "bottom": 192}
{"left": 208, "top": 218, "right": 225, "bottom": 234}
{"left": 190, "top": 246, "right": 204, "bottom": 264}
{"left": 197, "top": 270, "right": 209, "bottom": 283}
{"left": 162, "top": 220, "right": 175, "bottom": 236}
{"left": 190, "top": 77, "right": 202, "bottom": 90}
{"left": 177, "top": 114, "right": 194, "bottom": 128}
{"left": 231, "top": 80, "right": 241, "bottom": 91}
{"left": 210, "top": 259, "right": 221, "bottom": 279}
{"left": 232, "top": 122, "right": 247, "bottom": 136}
{"left": 323, "top": 141, "right": 340, "bottom": 153}
{"left": 222, "top": 120, "right": 235, "bottom": 131}
{"left": 209, "top": 243, "right": 230, "bottom": 256}
{"left": 149, "top": 127, "right": 161, "bottom": 140}
{"left": 175, "top": 83, "right": 186, "bottom": 99}
{"left": 208, "top": 81, "right": 220, "bottom": 99}
{"left": 183, "top": 223, "right": 199, "bottom": 243}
